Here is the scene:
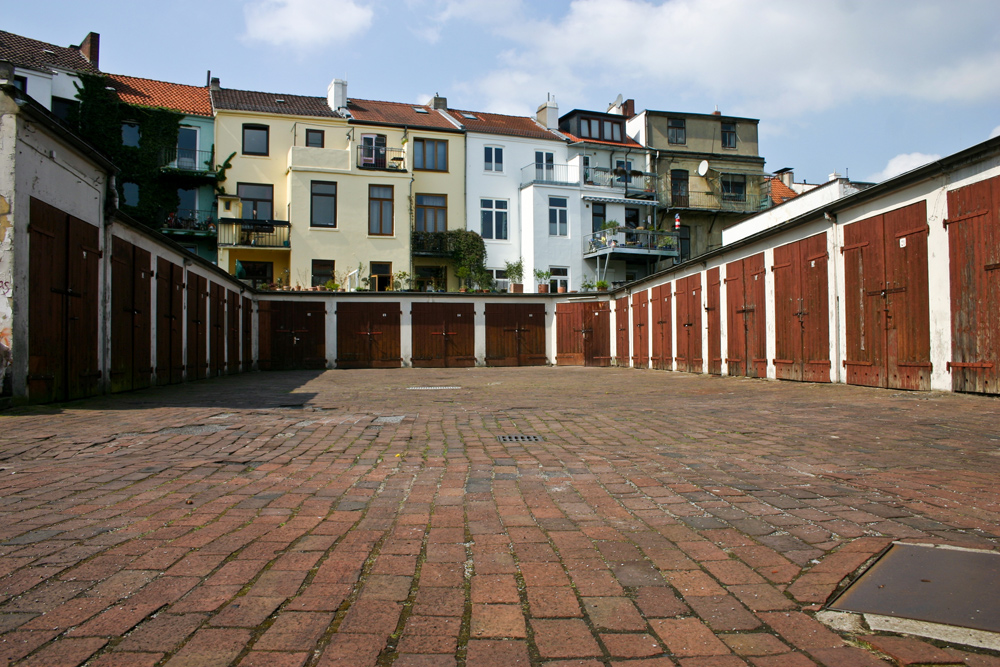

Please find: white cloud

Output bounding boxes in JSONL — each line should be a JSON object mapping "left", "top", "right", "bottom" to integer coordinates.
{"left": 452, "top": 0, "right": 1000, "bottom": 119}
{"left": 869, "top": 152, "right": 941, "bottom": 182}
{"left": 410, "top": 0, "right": 524, "bottom": 44}
{"left": 991, "top": 125, "right": 1000, "bottom": 139}
{"left": 243, "top": 0, "right": 373, "bottom": 49}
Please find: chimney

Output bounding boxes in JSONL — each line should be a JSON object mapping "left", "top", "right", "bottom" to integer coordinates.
{"left": 431, "top": 93, "right": 447, "bottom": 110}
{"left": 536, "top": 94, "right": 558, "bottom": 130}
{"left": 78, "top": 32, "right": 100, "bottom": 69}
{"left": 327, "top": 78, "right": 347, "bottom": 113}
{"left": 622, "top": 98, "right": 635, "bottom": 118}
{"left": 780, "top": 170, "right": 794, "bottom": 187}
{"left": 209, "top": 77, "right": 221, "bottom": 92}
{"left": 828, "top": 171, "right": 841, "bottom": 182}
{"left": 0, "top": 61, "right": 13, "bottom": 85}
{"left": 712, "top": 105, "right": 721, "bottom": 116}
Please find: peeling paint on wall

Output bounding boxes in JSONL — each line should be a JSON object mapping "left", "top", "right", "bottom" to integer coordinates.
{"left": 0, "top": 194, "right": 12, "bottom": 391}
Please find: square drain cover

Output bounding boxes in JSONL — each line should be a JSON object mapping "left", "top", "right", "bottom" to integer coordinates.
{"left": 497, "top": 435, "right": 544, "bottom": 443}
{"left": 828, "top": 543, "right": 1000, "bottom": 633}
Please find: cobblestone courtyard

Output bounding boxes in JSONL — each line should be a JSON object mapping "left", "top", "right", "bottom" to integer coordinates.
{"left": 1, "top": 367, "right": 999, "bottom": 666}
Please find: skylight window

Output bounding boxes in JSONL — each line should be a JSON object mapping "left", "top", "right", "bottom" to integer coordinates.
{"left": 414, "top": 107, "right": 429, "bottom": 114}
{"left": 461, "top": 112, "right": 477, "bottom": 119}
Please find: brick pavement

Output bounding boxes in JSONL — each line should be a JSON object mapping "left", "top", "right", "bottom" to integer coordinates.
{"left": 0, "top": 367, "right": 998, "bottom": 666}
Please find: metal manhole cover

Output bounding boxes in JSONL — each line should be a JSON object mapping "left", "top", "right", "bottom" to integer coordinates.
{"left": 497, "top": 435, "right": 545, "bottom": 443}
{"left": 828, "top": 542, "right": 1000, "bottom": 633}
{"left": 407, "top": 386, "right": 461, "bottom": 391}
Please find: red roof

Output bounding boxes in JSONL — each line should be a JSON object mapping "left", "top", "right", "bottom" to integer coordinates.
{"left": 445, "top": 109, "right": 563, "bottom": 141}
{"left": 560, "top": 130, "right": 642, "bottom": 149}
{"left": 0, "top": 30, "right": 100, "bottom": 74}
{"left": 107, "top": 74, "right": 212, "bottom": 117}
{"left": 212, "top": 88, "right": 336, "bottom": 118}
{"left": 347, "top": 99, "right": 461, "bottom": 132}
{"left": 768, "top": 177, "right": 798, "bottom": 204}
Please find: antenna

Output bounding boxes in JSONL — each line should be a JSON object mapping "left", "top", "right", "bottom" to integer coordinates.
{"left": 697, "top": 160, "right": 709, "bottom": 177}
{"left": 613, "top": 93, "right": 623, "bottom": 107}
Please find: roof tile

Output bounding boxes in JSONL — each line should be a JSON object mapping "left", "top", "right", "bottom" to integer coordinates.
{"left": 768, "top": 177, "right": 798, "bottom": 204}
{"left": 212, "top": 88, "right": 337, "bottom": 118}
{"left": 444, "top": 109, "right": 563, "bottom": 141}
{"left": 0, "top": 30, "right": 100, "bottom": 74}
{"left": 347, "top": 99, "right": 460, "bottom": 131}
{"left": 560, "top": 130, "right": 642, "bottom": 148}
{"left": 107, "top": 74, "right": 212, "bottom": 117}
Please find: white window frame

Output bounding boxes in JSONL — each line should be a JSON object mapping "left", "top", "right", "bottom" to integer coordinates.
{"left": 480, "top": 198, "right": 509, "bottom": 241}
{"left": 548, "top": 196, "right": 568, "bottom": 237}
{"left": 176, "top": 125, "right": 200, "bottom": 170}
{"left": 549, "top": 266, "right": 569, "bottom": 291}
{"left": 484, "top": 145, "right": 504, "bottom": 173}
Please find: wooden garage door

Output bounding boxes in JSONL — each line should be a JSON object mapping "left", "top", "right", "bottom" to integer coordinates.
{"left": 155, "top": 257, "right": 184, "bottom": 385}
{"left": 555, "top": 301, "right": 610, "bottom": 366}
{"left": 631, "top": 291, "right": 649, "bottom": 368}
{"left": 336, "top": 301, "right": 401, "bottom": 369}
{"left": 946, "top": 175, "right": 1000, "bottom": 394}
{"left": 725, "top": 253, "right": 767, "bottom": 378}
{"left": 27, "top": 197, "right": 101, "bottom": 403}
{"left": 706, "top": 268, "right": 722, "bottom": 375}
{"left": 110, "top": 238, "right": 152, "bottom": 393}
{"left": 773, "top": 233, "right": 830, "bottom": 383}
{"left": 210, "top": 282, "right": 225, "bottom": 377}
{"left": 411, "top": 302, "right": 475, "bottom": 368}
{"left": 186, "top": 273, "right": 208, "bottom": 380}
{"left": 242, "top": 296, "right": 253, "bottom": 370}
{"left": 615, "top": 296, "right": 630, "bottom": 366}
{"left": 485, "top": 303, "right": 547, "bottom": 366}
{"left": 843, "top": 202, "right": 931, "bottom": 390}
{"left": 227, "top": 289, "right": 239, "bottom": 374}
{"left": 651, "top": 283, "right": 672, "bottom": 370}
{"left": 271, "top": 300, "right": 328, "bottom": 370}
{"left": 674, "top": 274, "right": 703, "bottom": 373}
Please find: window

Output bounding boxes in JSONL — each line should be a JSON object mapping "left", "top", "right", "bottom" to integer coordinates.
{"left": 51, "top": 96, "right": 79, "bottom": 123}
{"left": 549, "top": 197, "right": 567, "bottom": 236}
{"left": 582, "top": 155, "right": 592, "bottom": 183}
{"left": 549, "top": 267, "right": 568, "bottom": 292}
{"left": 668, "top": 118, "right": 686, "bottom": 144}
{"left": 415, "top": 266, "right": 445, "bottom": 292}
{"left": 242, "top": 124, "right": 269, "bottom": 156}
{"left": 721, "top": 122, "right": 736, "bottom": 149}
{"left": 122, "top": 182, "right": 139, "bottom": 207}
{"left": 370, "top": 262, "right": 392, "bottom": 291}
{"left": 625, "top": 208, "right": 640, "bottom": 229}
{"left": 121, "top": 122, "right": 140, "bottom": 147}
{"left": 414, "top": 138, "right": 447, "bottom": 171}
{"left": 415, "top": 194, "right": 447, "bottom": 233}
{"left": 311, "top": 259, "right": 335, "bottom": 287}
{"left": 480, "top": 199, "right": 508, "bottom": 240}
{"left": 176, "top": 188, "right": 198, "bottom": 224}
{"left": 484, "top": 146, "right": 504, "bottom": 172}
{"left": 721, "top": 173, "right": 746, "bottom": 202}
{"left": 671, "top": 169, "right": 689, "bottom": 207}
{"left": 487, "top": 269, "right": 508, "bottom": 291}
{"left": 13, "top": 75, "right": 27, "bottom": 92}
{"left": 310, "top": 181, "right": 337, "bottom": 228}
{"left": 578, "top": 117, "right": 622, "bottom": 141}
{"left": 360, "top": 134, "right": 387, "bottom": 168}
{"left": 535, "top": 150, "right": 554, "bottom": 180}
{"left": 305, "top": 129, "right": 324, "bottom": 148}
{"left": 591, "top": 203, "right": 606, "bottom": 233}
{"left": 369, "top": 185, "right": 393, "bottom": 235}
{"left": 176, "top": 126, "right": 198, "bottom": 169}
{"left": 237, "top": 183, "right": 274, "bottom": 220}
{"left": 616, "top": 159, "right": 633, "bottom": 184}
{"left": 241, "top": 261, "right": 273, "bottom": 288}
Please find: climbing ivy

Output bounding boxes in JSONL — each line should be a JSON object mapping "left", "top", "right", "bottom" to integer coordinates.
{"left": 447, "top": 229, "right": 488, "bottom": 288}
{"left": 70, "top": 73, "right": 185, "bottom": 228}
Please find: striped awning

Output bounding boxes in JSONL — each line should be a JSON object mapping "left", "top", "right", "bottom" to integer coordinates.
{"left": 581, "top": 194, "right": 645, "bottom": 205}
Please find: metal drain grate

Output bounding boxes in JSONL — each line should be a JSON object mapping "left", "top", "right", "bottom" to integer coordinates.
{"left": 497, "top": 435, "right": 545, "bottom": 443}
{"left": 407, "top": 386, "right": 461, "bottom": 391}
{"left": 373, "top": 415, "right": 406, "bottom": 424}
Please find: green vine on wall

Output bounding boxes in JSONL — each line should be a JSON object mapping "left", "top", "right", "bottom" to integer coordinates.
{"left": 447, "top": 229, "right": 490, "bottom": 288}
{"left": 70, "top": 73, "right": 184, "bottom": 228}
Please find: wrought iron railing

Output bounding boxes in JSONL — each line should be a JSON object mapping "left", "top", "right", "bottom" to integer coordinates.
{"left": 523, "top": 163, "right": 658, "bottom": 198}
{"left": 161, "top": 148, "right": 215, "bottom": 173}
{"left": 161, "top": 208, "right": 216, "bottom": 231}
{"left": 665, "top": 190, "right": 772, "bottom": 213}
{"left": 217, "top": 220, "right": 291, "bottom": 248}
{"left": 357, "top": 145, "right": 406, "bottom": 170}
{"left": 584, "top": 227, "right": 680, "bottom": 257}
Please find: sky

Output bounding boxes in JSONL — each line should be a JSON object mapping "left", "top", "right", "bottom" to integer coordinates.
{"left": 6, "top": 0, "right": 1000, "bottom": 185}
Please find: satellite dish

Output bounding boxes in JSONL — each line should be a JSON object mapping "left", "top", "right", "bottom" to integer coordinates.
{"left": 697, "top": 160, "right": 709, "bottom": 177}
{"left": 613, "top": 93, "right": 624, "bottom": 108}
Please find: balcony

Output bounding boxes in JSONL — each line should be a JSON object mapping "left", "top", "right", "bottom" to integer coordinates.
{"left": 521, "top": 163, "right": 582, "bottom": 188}
{"left": 522, "top": 163, "right": 659, "bottom": 200}
{"left": 666, "top": 190, "right": 773, "bottom": 214}
{"left": 411, "top": 231, "right": 452, "bottom": 257}
{"left": 160, "top": 208, "right": 216, "bottom": 234}
{"left": 287, "top": 145, "right": 350, "bottom": 172}
{"left": 584, "top": 227, "right": 680, "bottom": 259}
{"left": 357, "top": 145, "right": 406, "bottom": 171}
{"left": 217, "top": 219, "right": 290, "bottom": 249}
{"left": 160, "top": 148, "right": 215, "bottom": 175}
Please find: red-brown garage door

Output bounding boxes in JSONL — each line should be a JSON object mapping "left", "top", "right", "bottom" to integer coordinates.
{"left": 773, "top": 233, "right": 830, "bottom": 383}
{"left": 631, "top": 291, "right": 649, "bottom": 368}
{"left": 674, "top": 274, "right": 703, "bottom": 373}
{"left": 186, "top": 274, "right": 208, "bottom": 380}
{"left": 555, "top": 301, "right": 611, "bottom": 366}
{"left": 337, "top": 301, "right": 400, "bottom": 369}
{"left": 210, "top": 282, "right": 225, "bottom": 377}
{"left": 485, "top": 303, "right": 546, "bottom": 366}
{"left": 155, "top": 258, "right": 184, "bottom": 385}
{"left": 411, "top": 302, "right": 475, "bottom": 368}
{"left": 615, "top": 296, "right": 630, "bottom": 366}
{"left": 725, "top": 253, "right": 767, "bottom": 378}
{"left": 843, "top": 202, "right": 931, "bottom": 390}
{"left": 110, "top": 237, "right": 152, "bottom": 393}
{"left": 269, "top": 300, "right": 327, "bottom": 370}
{"left": 946, "top": 175, "right": 1000, "bottom": 394}
{"left": 651, "top": 283, "right": 672, "bottom": 370}
{"left": 706, "top": 268, "right": 722, "bottom": 375}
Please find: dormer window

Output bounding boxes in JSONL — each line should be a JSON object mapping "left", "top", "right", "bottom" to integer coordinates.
{"left": 722, "top": 122, "right": 736, "bottom": 149}
{"left": 577, "top": 116, "right": 622, "bottom": 142}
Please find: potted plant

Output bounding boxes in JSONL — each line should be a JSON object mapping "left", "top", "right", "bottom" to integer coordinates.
{"left": 456, "top": 266, "right": 471, "bottom": 292}
{"left": 534, "top": 268, "right": 551, "bottom": 294}
{"left": 504, "top": 257, "right": 524, "bottom": 293}
{"left": 596, "top": 279, "right": 609, "bottom": 292}
{"left": 581, "top": 277, "right": 595, "bottom": 292}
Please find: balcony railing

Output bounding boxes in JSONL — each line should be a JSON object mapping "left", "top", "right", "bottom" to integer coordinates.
{"left": 160, "top": 148, "right": 215, "bottom": 173}
{"left": 357, "top": 145, "right": 406, "bottom": 171}
{"left": 161, "top": 208, "right": 216, "bottom": 232}
{"left": 584, "top": 227, "right": 680, "bottom": 258}
{"left": 411, "top": 231, "right": 452, "bottom": 256}
{"left": 521, "top": 163, "right": 581, "bottom": 187}
{"left": 665, "top": 190, "right": 773, "bottom": 213}
{"left": 217, "top": 220, "right": 290, "bottom": 248}
{"left": 522, "top": 163, "right": 658, "bottom": 199}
